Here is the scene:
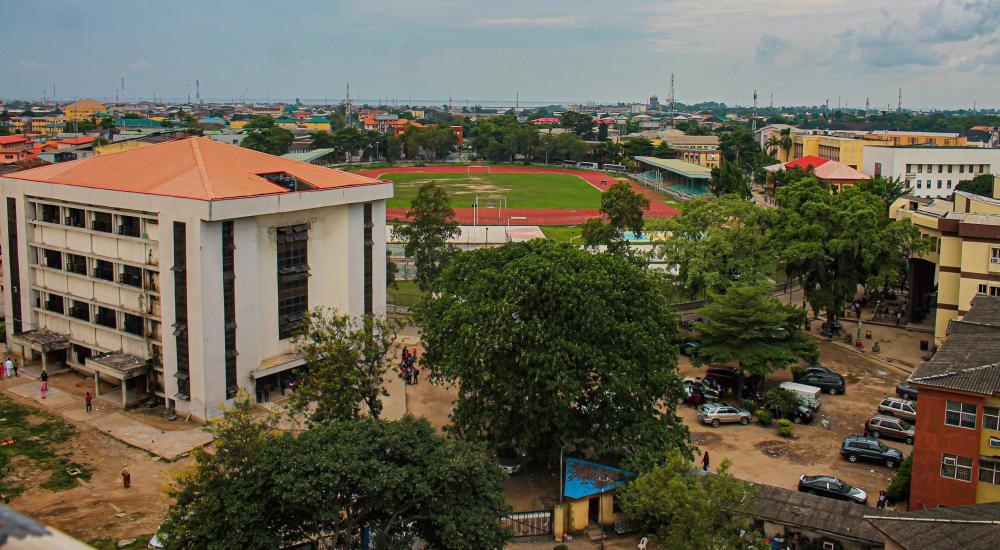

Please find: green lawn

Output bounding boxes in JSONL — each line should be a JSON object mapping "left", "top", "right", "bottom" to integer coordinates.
{"left": 382, "top": 172, "right": 602, "bottom": 210}
{"left": 388, "top": 280, "right": 426, "bottom": 308}
{"left": 540, "top": 226, "right": 584, "bottom": 243}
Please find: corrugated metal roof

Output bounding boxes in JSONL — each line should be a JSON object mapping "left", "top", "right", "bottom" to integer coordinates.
{"left": 281, "top": 148, "right": 337, "bottom": 163}
{"left": 911, "top": 296, "right": 1000, "bottom": 395}
{"left": 6, "top": 137, "right": 382, "bottom": 201}
{"left": 865, "top": 502, "right": 1000, "bottom": 550}
{"left": 563, "top": 458, "right": 632, "bottom": 500}
{"left": 739, "top": 483, "right": 883, "bottom": 544}
{"left": 633, "top": 156, "right": 712, "bottom": 179}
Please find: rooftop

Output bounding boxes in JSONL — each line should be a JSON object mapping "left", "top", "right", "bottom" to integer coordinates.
{"left": 738, "top": 483, "right": 883, "bottom": 544}
{"left": 865, "top": 502, "right": 1000, "bottom": 550}
{"left": 281, "top": 148, "right": 337, "bottom": 163}
{"left": 563, "top": 458, "right": 632, "bottom": 500}
{"left": 634, "top": 156, "right": 712, "bottom": 179}
{"left": 911, "top": 296, "right": 1000, "bottom": 395}
{"left": 6, "top": 137, "right": 382, "bottom": 201}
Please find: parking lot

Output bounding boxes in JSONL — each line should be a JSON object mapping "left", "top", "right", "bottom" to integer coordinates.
{"left": 679, "top": 339, "right": 911, "bottom": 505}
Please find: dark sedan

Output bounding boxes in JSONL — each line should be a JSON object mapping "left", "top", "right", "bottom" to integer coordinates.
{"left": 794, "top": 368, "right": 846, "bottom": 395}
{"left": 895, "top": 382, "right": 918, "bottom": 400}
{"left": 798, "top": 475, "right": 867, "bottom": 504}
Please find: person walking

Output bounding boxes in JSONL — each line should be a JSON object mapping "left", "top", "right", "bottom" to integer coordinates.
{"left": 0, "top": 357, "right": 8, "bottom": 381}
{"left": 40, "top": 370, "right": 48, "bottom": 399}
{"left": 12, "top": 358, "right": 18, "bottom": 377}
{"left": 4, "top": 359, "right": 12, "bottom": 380}
{"left": 411, "top": 366, "right": 420, "bottom": 385}
{"left": 701, "top": 451, "right": 710, "bottom": 471}
{"left": 84, "top": 392, "right": 93, "bottom": 414}
{"left": 877, "top": 491, "right": 888, "bottom": 509}
{"left": 121, "top": 463, "right": 131, "bottom": 489}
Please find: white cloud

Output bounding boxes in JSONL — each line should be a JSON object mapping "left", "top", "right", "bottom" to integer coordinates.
{"left": 128, "top": 59, "right": 151, "bottom": 72}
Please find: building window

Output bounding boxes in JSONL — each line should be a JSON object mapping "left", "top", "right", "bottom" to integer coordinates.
{"left": 916, "top": 181, "right": 922, "bottom": 189}
{"left": 992, "top": 247, "right": 1000, "bottom": 265}
{"left": 364, "top": 203, "right": 374, "bottom": 315}
{"left": 123, "top": 313, "right": 144, "bottom": 336}
{"left": 92, "top": 211, "right": 112, "bottom": 233}
{"left": 173, "top": 222, "right": 191, "bottom": 399}
{"left": 985, "top": 406, "right": 999, "bottom": 432}
{"left": 277, "top": 224, "right": 309, "bottom": 340}
{"left": 72, "top": 344, "right": 92, "bottom": 366}
{"left": 980, "top": 460, "right": 1000, "bottom": 485}
{"left": 941, "top": 454, "right": 973, "bottom": 481}
{"left": 43, "top": 248, "right": 62, "bottom": 269}
{"left": 980, "top": 284, "right": 989, "bottom": 295}
{"left": 7, "top": 198, "right": 22, "bottom": 334}
{"left": 94, "top": 259, "right": 114, "bottom": 281}
{"left": 66, "top": 253, "right": 87, "bottom": 275}
{"left": 69, "top": 300, "right": 90, "bottom": 321}
{"left": 65, "top": 208, "right": 86, "bottom": 228}
{"left": 947, "top": 164, "right": 953, "bottom": 173}
{"left": 40, "top": 203, "right": 60, "bottom": 224}
{"left": 120, "top": 264, "right": 142, "bottom": 287}
{"left": 95, "top": 306, "right": 117, "bottom": 329}
{"left": 959, "top": 164, "right": 965, "bottom": 174}
{"left": 947, "top": 181, "right": 952, "bottom": 189}
{"left": 44, "top": 293, "right": 64, "bottom": 314}
{"left": 874, "top": 162, "right": 882, "bottom": 177}
{"left": 945, "top": 401, "right": 977, "bottom": 429}
{"left": 991, "top": 287, "right": 1000, "bottom": 297}
{"left": 222, "top": 221, "right": 238, "bottom": 399}
{"left": 938, "top": 164, "right": 944, "bottom": 173}
{"left": 118, "top": 215, "right": 141, "bottom": 238}
{"left": 917, "top": 164, "right": 923, "bottom": 173}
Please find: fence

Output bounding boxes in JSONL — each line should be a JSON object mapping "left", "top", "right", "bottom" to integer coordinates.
{"left": 500, "top": 510, "right": 554, "bottom": 538}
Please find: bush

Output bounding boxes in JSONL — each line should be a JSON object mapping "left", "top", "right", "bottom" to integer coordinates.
{"left": 886, "top": 455, "right": 912, "bottom": 503}
{"left": 755, "top": 409, "right": 773, "bottom": 426}
{"left": 740, "top": 400, "right": 757, "bottom": 412}
{"left": 777, "top": 418, "right": 793, "bottom": 437}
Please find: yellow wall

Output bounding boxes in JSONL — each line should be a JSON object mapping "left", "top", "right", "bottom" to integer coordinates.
{"left": 568, "top": 500, "right": 589, "bottom": 531}
{"left": 229, "top": 120, "right": 249, "bottom": 129}
{"left": 276, "top": 121, "right": 299, "bottom": 130}
{"left": 94, "top": 140, "right": 154, "bottom": 156}
{"left": 302, "top": 121, "right": 331, "bottom": 131}
{"left": 978, "top": 396, "right": 1000, "bottom": 503}
{"left": 64, "top": 101, "right": 107, "bottom": 122}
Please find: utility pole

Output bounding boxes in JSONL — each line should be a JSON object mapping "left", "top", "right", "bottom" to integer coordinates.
{"left": 121, "top": 76, "right": 125, "bottom": 104}
{"left": 865, "top": 97, "right": 870, "bottom": 121}
{"left": 345, "top": 82, "right": 351, "bottom": 126}
{"left": 769, "top": 92, "right": 773, "bottom": 109}
{"left": 668, "top": 72, "right": 675, "bottom": 127}
{"left": 196, "top": 79, "right": 201, "bottom": 105}
{"left": 751, "top": 90, "right": 758, "bottom": 133}
{"left": 515, "top": 91, "right": 519, "bottom": 112}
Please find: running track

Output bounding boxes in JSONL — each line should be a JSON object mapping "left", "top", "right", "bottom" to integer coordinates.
{"left": 354, "top": 166, "right": 680, "bottom": 225}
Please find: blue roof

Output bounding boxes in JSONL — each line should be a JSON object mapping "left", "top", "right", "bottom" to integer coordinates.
{"left": 199, "top": 117, "right": 227, "bottom": 124}
{"left": 564, "top": 458, "right": 633, "bottom": 500}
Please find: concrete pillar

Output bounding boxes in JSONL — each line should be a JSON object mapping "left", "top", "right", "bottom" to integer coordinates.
{"left": 121, "top": 378, "right": 127, "bottom": 408}
{"left": 94, "top": 372, "right": 100, "bottom": 396}
{"left": 40, "top": 351, "right": 47, "bottom": 373}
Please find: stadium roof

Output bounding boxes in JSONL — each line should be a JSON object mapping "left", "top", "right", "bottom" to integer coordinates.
{"left": 6, "top": 137, "right": 381, "bottom": 201}
{"left": 281, "top": 148, "right": 337, "bottom": 163}
{"left": 634, "top": 156, "right": 712, "bottom": 179}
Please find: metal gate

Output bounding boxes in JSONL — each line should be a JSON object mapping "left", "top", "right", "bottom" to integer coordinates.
{"left": 501, "top": 510, "right": 553, "bottom": 537}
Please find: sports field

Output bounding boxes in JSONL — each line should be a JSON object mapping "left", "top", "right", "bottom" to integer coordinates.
{"left": 382, "top": 172, "right": 602, "bottom": 210}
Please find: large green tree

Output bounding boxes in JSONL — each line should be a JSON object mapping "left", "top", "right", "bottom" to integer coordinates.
{"left": 623, "top": 137, "right": 655, "bottom": 158}
{"left": 290, "top": 309, "right": 398, "bottom": 424}
{"left": 709, "top": 157, "right": 750, "bottom": 198}
{"left": 581, "top": 181, "right": 650, "bottom": 254}
{"left": 560, "top": 110, "right": 595, "bottom": 138}
{"left": 415, "top": 240, "right": 689, "bottom": 469}
{"left": 162, "top": 400, "right": 510, "bottom": 550}
{"left": 955, "top": 173, "right": 996, "bottom": 198}
{"left": 775, "top": 178, "right": 930, "bottom": 320}
{"left": 391, "top": 183, "right": 461, "bottom": 292}
{"left": 619, "top": 454, "right": 762, "bottom": 550}
{"left": 694, "top": 284, "right": 818, "bottom": 393}
{"left": 242, "top": 115, "right": 294, "bottom": 156}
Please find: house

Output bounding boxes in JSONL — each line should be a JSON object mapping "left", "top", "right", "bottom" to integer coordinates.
{"left": 1, "top": 137, "right": 390, "bottom": 420}
{"left": 766, "top": 156, "right": 869, "bottom": 191}
{"left": 0, "top": 136, "right": 32, "bottom": 164}
{"left": 784, "top": 131, "right": 968, "bottom": 171}
{"left": 558, "top": 458, "right": 632, "bottom": 535}
{"left": 889, "top": 177, "right": 1000, "bottom": 343}
{"left": 63, "top": 99, "right": 107, "bottom": 122}
{"left": 301, "top": 117, "right": 332, "bottom": 131}
{"left": 906, "top": 295, "right": 1000, "bottom": 509}
{"left": 862, "top": 146, "right": 999, "bottom": 199}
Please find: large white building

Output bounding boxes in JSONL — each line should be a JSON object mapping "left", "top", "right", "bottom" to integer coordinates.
{"left": 862, "top": 146, "right": 1000, "bottom": 198}
{"left": 0, "top": 137, "right": 390, "bottom": 420}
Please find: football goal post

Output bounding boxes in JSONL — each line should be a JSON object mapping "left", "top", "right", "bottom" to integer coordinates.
{"left": 467, "top": 165, "right": 492, "bottom": 175}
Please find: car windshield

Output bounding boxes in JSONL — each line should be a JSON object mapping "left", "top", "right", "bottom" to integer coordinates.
{"left": 899, "top": 420, "right": 913, "bottom": 430}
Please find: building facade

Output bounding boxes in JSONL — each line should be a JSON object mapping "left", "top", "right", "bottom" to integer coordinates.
{"left": 785, "top": 130, "right": 970, "bottom": 171}
{"left": 0, "top": 136, "right": 31, "bottom": 164}
{"left": 0, "top": 137, "right": 390, "bottom": 420}
{"left": 907, "top": 296, "right": 1000, "bottom": 510}
{"left": 863, "top": 147, "right": 999, "bottom": 198}
{"left": 63, "top": 99, "right": 107, "bottom": 122}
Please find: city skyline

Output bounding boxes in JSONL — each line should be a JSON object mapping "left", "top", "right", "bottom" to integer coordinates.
{"left": 3, "top": 0, "right": 1000, "bottom": 109}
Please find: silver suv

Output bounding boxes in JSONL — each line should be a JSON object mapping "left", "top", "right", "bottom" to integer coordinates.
{"left": 698, "top": 403, "right": 751, "bottom": 427}
{"left": 878, "top": 396, "right": 917, "bottom": 422}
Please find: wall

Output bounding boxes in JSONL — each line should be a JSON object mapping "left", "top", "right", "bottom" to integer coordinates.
{"left": 910, "top": 387, "right": 982, "bottom": 509}
{"left": 979, "top": 396, "right": 1000, "bottom": 503}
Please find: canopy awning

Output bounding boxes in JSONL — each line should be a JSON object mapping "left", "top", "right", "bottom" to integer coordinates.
{"left": 251, "top": 353, "right": 305, "bottom": 380}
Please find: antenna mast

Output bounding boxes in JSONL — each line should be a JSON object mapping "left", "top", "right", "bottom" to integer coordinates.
{"left": 668, "top": 72, "right": 675, "bottom": 127}
{"left": 897, "top": 88, "right": 902, "bottom": 113}
{"left": 196, "top": 79, "right": 201, "bottom": 104}
{"left": 345, "top": 82, "right": 352, "bottom": 126}
{"left": 121, "top": 76, "right": 125, "bottom": 104}
{"left": 865, "top": 97, "right": 870, "bottom": 121}
{"left": 752, "top": 90, "right": 758, "bottom": 133}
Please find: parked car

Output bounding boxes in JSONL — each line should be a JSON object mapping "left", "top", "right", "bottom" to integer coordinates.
{"left": 779, "top": 381, "right": 823, "bottom": 410}
{"left": 770, "top": 403, "right": 816, "bottom": 425}
{"left": 793, "top": 367, "right": 846, "bottom": 395}
{"left": 683, "top": 377, "right": 721, "bottom": 405}
{"left": 895, "top": 382, "right": 918, "bottom": 400}
{"left": 865, "top": 415, "right": 915, "bottom": 445}
{"left": 697, "top": 403, "right": 752, "bottom": 427}
{"left": 495, "top": 447, "right": 527, "bottom": 475}
{"left": 705, "top": 366, "right": 762, "bottom": 394}
{"left": 679, "top": 340, "right": 700, "bottom": 357}
{"left": 840, "top": 435, "right": 904, "bottom": 468}
{"left": 798, "top": 475, "right": 867, "bottom": 504}
{"left": 878, "top": 396, "right": 917, "bottom": 422}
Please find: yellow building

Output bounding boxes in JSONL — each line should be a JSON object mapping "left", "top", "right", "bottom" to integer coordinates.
{"left": 784, "top": 131, "right": 970, "bottom": 170}
{"left": 675, "top": 147, "right": 721, "bottom": 169}
{"left": 63, "top": 98, "right": 107, "bottom": 122}
{"left": 555, "top": 458, "right": 630, "bottom": 539}
{"left": 6, "top": 116, "right": 65, "bottom": 137}
{"left": 229, "top": 119, "right": 249, "bottom": 129}
{"left": 301, "top": 117, "right": 332, "bottom": 131}
{"left": 890, "top": 176, "right": 1000, "bottom": 345}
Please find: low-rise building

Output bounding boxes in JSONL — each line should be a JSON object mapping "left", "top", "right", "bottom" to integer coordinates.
{"left": 0, "top": 137, "right": 390, "bottom": 420}
{"left": 0, "top": 136, "right": 32, "bottom": 164}
{"left": 862, "top": 147, "right": 1000, "bottom": 198}
{"left": 63, "top": 99, "right": 107, "bottom": 122}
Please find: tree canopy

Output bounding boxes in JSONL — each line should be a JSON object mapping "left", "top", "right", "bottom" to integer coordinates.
{"left": 560, "top": 110, "right": 595, "bottom": 138}
{"left": 242, "top": 116, "right": 294, "bottom": 156}
{"left": 955, "top": 174, "right": 996, "bottom": 198}
{"left": 415, "top": 240, "right": 689, "bottom": 469}
{"left": 403, "top": 126, "right": 457, "bottom": 161}
{"left": 391, "top": 183, "right": 461, "bottom": 292}
{"left": 161, "top": 399, "right": 510, "bottom": 550}
{"left": 581, "top": 182, "right": 650, "bottom": 254}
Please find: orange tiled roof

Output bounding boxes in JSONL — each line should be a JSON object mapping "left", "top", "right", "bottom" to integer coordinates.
{"left": 8, "top": 137, "right": 383, "bottom": 201}
{"left": 58, "top": 136, "right": 96, "bottom": 146}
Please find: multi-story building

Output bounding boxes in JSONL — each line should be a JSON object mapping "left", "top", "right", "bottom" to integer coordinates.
{"left": 0, "top": 137, "right": 390, "bottom": 420}
{"left": 908, "top": 295, "right": 1000, "bottom": 510}
{"left": 863, "top": 146, "right": 999, "bottom": 198}
{"left": 63, "top": 99, "right": 107, "bottom": 122}
{"left": 674, "top": 147, "right": 721, "bottom": 169}
{"left": 786, "top": 130, "right": 970, "bottom": 170}
{"left": 0, "top": 136, "right": 32, "bottom": 164}
{"left": 890, "top": 177, "right": 1000, "bottom": 344}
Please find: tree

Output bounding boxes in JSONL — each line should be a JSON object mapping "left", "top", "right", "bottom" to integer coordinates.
{"left": 415, "top": 240, "right": 689, "bottom": 470}
{"left": 582, "top": 181, "right": 650, "bottom": 253}
{"left": 386, "top": 134, "right": 403, "bottom": 162}
{"left": 775, "top": 178, "right": 930, "bottom": 321}
{"left": 955, "top": 173, "right": 995, "bottom": 197}
{"left": 694, "top": 284, "right": 818, "bottom": 394}
{"left": 886, "top": 455, "right": 912, "bottom": 503}
{"left": 857, "top": 175, "right": 907, "bottom": 211}
{"left": 710, "top": 157, "right": 750, "bottom": 198}
{"left": 162, "top": 401, "right": 511, "bottom": 550}
{"left": 623, "top": 137, "right": 655, "bottom": 158}
{"left": 290, "top": 309, "right": 398, "bottom": 424}
{"left": 619, "top": 454, "right": 761, "bottom": 549}
{"left": 391, "top": 183, "right": 460, "bottom": 292}
{"left": 597, "top": 122, "right": 608, "bottom": 141}
{"left": 560, "top": 110, "right": 595, "bottom": 138}
{"left": 242, "top": 115, "right": 294, "bottom": 156}
{"left": 652, "top": 141, "right": 675, "bottom": 159}
{"left": 763, "top": 387, "right": 802, "bottom": 419}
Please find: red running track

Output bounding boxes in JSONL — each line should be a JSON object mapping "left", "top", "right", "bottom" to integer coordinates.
{"left": 354, "top": 166, "right": 680, "bottom": 225}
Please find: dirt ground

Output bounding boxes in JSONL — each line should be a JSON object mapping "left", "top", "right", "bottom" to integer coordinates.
{"left": 678, "top": 340, "right": 910, "bottom": 507}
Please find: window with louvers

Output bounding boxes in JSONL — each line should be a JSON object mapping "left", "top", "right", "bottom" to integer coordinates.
{"left": 363, "top": 203, "right": 373, "bottom": 315}
{"left": 222, "top": 221, "right": 238, "bottom": 398}
{"left": 172, "top": 222, "right": 191, "bottom": 399}
{"left": 277, "top": 225, "right": 309, "bottom": 340}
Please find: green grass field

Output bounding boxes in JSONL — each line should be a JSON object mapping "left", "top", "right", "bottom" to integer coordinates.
{"left": 382, "top": 172, "right": 602, "bottom": 210}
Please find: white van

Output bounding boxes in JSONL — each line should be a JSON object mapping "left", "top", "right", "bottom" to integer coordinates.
{"left": 779, "top": 381, "right": 823, "bottom": 410}
{"left": 576, "top": 161, "right": 598, "bottom": 170}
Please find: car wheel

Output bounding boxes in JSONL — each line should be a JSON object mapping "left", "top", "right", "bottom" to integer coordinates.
{"left": 871, "top": 430, "right": 881, "bottom": 439}
{"left": 739, "top": 417, "right": 749, "bottom": 425}
{"left": 712, "top": 419, "right": 720, "bottom": 427}
{"left": 792, "top": 416, "right": 802, "bottom": 424}
{"left": 836, "top": 388, "right": 845, "bottom": 395}
{"left": 905, "top": 436, "right": 914, "bottom": 445}
{"left": 886, "top": 459, "right": 897, "bottom": 468}
{"left": 848, "top": 454, "right": 858, "bottom": 463}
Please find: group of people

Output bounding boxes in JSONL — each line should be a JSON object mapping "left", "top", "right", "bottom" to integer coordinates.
{"left": 0, "top": 356, "right": 18, "bottom": 380}
{"left": 400, "top": 347, "right": 420, "bottom": 385}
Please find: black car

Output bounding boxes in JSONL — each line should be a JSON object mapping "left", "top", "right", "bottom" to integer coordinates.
{"left": 896, "top": 382, "right": 918, "bottom": 400}
{"left": 798, "top": 475, "right": 867, "bottom": 504}
{"left": 794, "top": 368, "right": 846, "bottom": 395}
{"left": 679, "top": 340, "right": 700, "bottom": 357}
{"left": 840, "top": 435, "right": 904, "bottom": 468}
{"left": 770, "top": 403, "right": 816, "bottom": 425}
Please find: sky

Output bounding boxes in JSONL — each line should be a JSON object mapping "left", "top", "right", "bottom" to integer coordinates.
{"left": 3, "top": 0, "right": 1000, "bottom": 109}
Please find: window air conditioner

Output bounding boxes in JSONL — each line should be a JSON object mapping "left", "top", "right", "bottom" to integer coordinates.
{"left": 991, "top": 256, "right": 1000, "bottom": 264}
{"left": 943, "top": 456, "right": 957, "bottom": 466}
{"left": 990, "top": 437, "right": 1000, "bottom": 449}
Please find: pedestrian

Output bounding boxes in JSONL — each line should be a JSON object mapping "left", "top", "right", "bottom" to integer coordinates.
{"left": 701, "top": 451, "right": 710, "bottom": 471}
{"left": 895, "top": 310, "right": 902, "bottom": 326}
{"left": 3, "top": 358, "right": 11, "bottom": 380}
{"left": 404, "top": 366, "right": 412, "bottom": 385}
{"left": 121, "top": 463, "right": 131, "bottom": 489}
{"left": 412, "top": 367, "right": 420, "bottom": 385}
{"left": 85, "top": 392, "right": 93, "bottom": 414}
{"left": 40, "top": 369, "right": 48, "bottom": 399}
{"left": 12, "top": 358, "right": 18, "bottom": 377}
{"left": 402, "top": 348, "right": 410, "bottom": 364}
{"left": 0, "top": 356, "right": 9, "bottom": 381}
{"left": 877, "top": 491, "right": 887, "bottom": 509}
